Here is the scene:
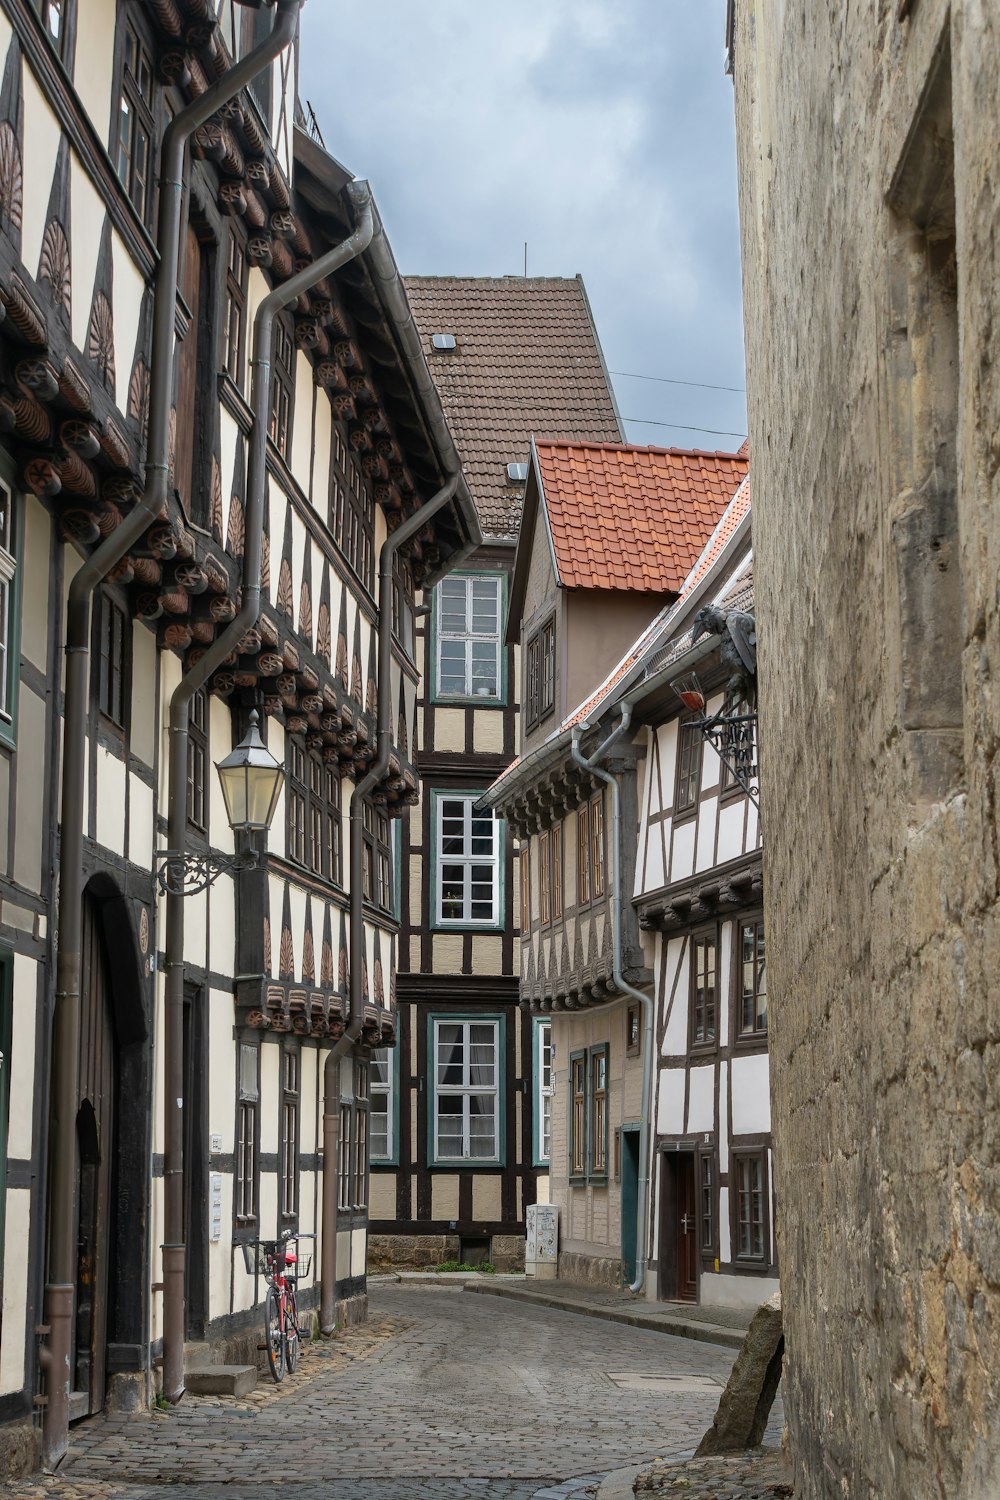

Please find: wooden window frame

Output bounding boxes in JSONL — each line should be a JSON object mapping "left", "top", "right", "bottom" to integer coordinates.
{"left": 279, "top": 1046, "right": 299, "bottom": 1221}
{"left": 731, "top": 1148, "right": 770, "bottom": 1265}
{"left": 519, "top": 841, "right": 530, "bottom": 935}
{"left": 735, "top": 917, "right": 768, "bottom": 1041}
{"left": 186, "top": 688, "right": 208, "bottom": 832}
{"left": 525, "top": 632, "right": 540, "bottom": 726}
{"left": 362, "top": 802, "right": 392, "bottom": 912}
{"left": 93, "top": 591, "right": 129, "bottom": 733}
{"left": 235, "top": 1040, "right": 260, "bottom": 1226}
{"left": 538, "top": 830, "right": 550, "bottom": 925}
{"left": 569, "top": 1050, "right": 587, "bottom": 1182}
{"left": 577, "top": 802, "right": 591, "bottom": 907}
{"left": 344, "top": 471, "right": 374, "bottom": 590}
{"left": 432, "top": 791, "right": 503, "bottom": 931}
{"left": 0, "top": 466, "right": 22, "bottom": 749}
{"left": 115, "top": 12, "right": 156, "bottom": 226}
{"left": 539, "top": 616, "right": 556, "bottom": 720}
{"left": 268, "top": 315, "right": 294, "bottom": 461}
{"left": 428, "top": 1014, "right": 504, "bottom": 1166}
{"left": 433, "top": 572, "right": 504, "bottom": 704}
{"left": 626, "top": 1002, "right": 641, "bottom": 1058}
{"left": 222, "top": 227, "right": 248, "bottom": 390}
{"left": 391, "top": 552, "right": 415, "bottom": 656}
{"left": 31, "top": 0, "right": 74, "bottom": 64}
{"left": 287, "top": 738, "right": 341, "bottom": 883}
{"left": 675, "top": 716, "right": 703, "bottom": 818}
{"left": 551, "top": 822, "right": 563, "bottom": 922}
{"left": 689, "top": 929, "right": 719, "bottom": 1052}
{"left": 588, "top": 1043, "right": 609, "bottom": 1181}
{"left": 699, "top": 1147, "right": 716, "bottom": 1258}
{"left": 590, "top": 791, "right": 606, "bottom": 899}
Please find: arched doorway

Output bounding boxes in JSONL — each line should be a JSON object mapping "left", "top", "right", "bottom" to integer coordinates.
{"left": 72, "top": 879, "right": 149, "bottom": 1418}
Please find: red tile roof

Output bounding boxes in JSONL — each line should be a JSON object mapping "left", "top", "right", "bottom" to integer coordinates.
{"left": 534, "top": 441, "right": 748, "bottom": 594}
{"left": 404, "top": 277, "right": 623, "bottom": 538}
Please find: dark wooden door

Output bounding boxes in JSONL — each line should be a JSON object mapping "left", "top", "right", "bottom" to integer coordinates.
{"left": 75, "top": 896, "right": 116, "bottom": 1415}
{"left": 183, "top": 985, "right": 209, "bottom": 1339}
{"left": 675, "top": 1154, "right": 698, "bottom": 1301}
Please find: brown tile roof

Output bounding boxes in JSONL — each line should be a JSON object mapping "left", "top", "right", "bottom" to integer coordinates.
{"left": 403, "top": 276, "right": 623, "bottom": 538}
{"left": 534, "top": 441, "right": 748, "bottom": 594}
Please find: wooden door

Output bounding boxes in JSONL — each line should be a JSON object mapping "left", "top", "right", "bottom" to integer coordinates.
{"left": 174, "top": 222, "right": 201, "bottom": 511}
{"left": 183, "top": 985, "right": 209, "bottom": 1339}
{"left": 620, "top": 1128, "right": 640, "bottom": 1285}
{"left": 675, "top": 1153, "right": 698, "bottom": 1301}
{"left": 75, "top": 897, "right": 116, "bottom": 1415}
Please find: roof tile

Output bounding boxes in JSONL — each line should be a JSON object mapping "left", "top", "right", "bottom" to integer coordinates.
{"left": 534, "top": 440, "right": 748, "bottom": 595}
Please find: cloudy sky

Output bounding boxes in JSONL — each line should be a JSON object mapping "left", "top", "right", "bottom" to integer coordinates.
{"left": 298, "top": 3, "right": 747, "bottom": 451}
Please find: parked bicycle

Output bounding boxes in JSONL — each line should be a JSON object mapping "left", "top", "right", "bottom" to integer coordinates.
{"left": 242, "top": 1232, "right": 314, "bottom": 1382}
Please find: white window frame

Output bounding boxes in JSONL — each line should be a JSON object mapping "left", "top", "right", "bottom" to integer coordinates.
{"left": 431, "top": 1017, "right": 502, "bottom": 1164}
{"left": 370, "top": 1047, "right": 395, "bottom": 1163}
{"left": 434, "top": 573, "right": 502, "bottom": 701}
{"left": 535, "top": 1018, "right": 553, "bottom": 1166}
{"left": 434, "top": 793, "right": 502, "bottom": 929}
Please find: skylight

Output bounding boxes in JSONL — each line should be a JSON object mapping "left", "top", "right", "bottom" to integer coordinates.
{"left": 431, "top": 333, "right": 457, "bottom": 351}
{"left": 506, "top": 462, "right": 529, "bottom": 483}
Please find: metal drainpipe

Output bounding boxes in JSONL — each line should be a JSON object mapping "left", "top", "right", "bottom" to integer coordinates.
{"left": 320, "top": 470, "right": 461, "bottom": 1334}
{"left": 40, "top": 1, "right": 303, "bottom": 1464}
{"left": 570, "top": 708, "right": 654, "bottom": 1296}
{"left": 159, "top": 185, "right": 374, "bottom": 1404}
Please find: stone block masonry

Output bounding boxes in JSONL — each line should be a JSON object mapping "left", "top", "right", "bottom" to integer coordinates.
{"left": 732, "top": 2, "right": 1000, "bottom": 1497}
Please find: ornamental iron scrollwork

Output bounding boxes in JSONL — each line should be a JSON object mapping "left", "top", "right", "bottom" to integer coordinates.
{"left": 155, "top": 847, "right": 260, "bottom": 897}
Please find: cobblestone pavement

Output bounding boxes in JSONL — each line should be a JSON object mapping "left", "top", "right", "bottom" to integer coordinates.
{"left": 11, "top": 1284, "right": 783, "bottom": 1500}
{"left": 635, "top": 1450, "right": 793, "bottom": 1495}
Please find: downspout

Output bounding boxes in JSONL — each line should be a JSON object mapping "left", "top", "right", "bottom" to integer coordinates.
{"left": 160, "top": 184, "right": 374, "bottom": 1404}
{"left": 571, "top": 708, "right": 653, "bottom": 1296}
{"left": 320, "top": 470, "right": 461, "bottom": 1334}
{"left": 42, "top": 0, "right": 303, "bottom": 1465}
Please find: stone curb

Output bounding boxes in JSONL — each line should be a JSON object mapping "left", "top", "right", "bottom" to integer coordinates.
{"left": 463, "top": 1281, "right": 746, "bottom": 1349}
{"left": 595, "top": 1466, "right": 643, "bottom": 1499}
{"left": 369, "top": 1272, "right": 528, "bottom": 1285}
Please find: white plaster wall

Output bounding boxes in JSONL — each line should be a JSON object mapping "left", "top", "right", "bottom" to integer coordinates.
{"left": 695, "top": 795, "right": 719, "bottom": 872}
{"left": 661, "top": 936, "right": 689, "bottom": 1057}
{"left": 69, "top": 154, "right": 104, "bottom": 352}
{"left": 111, "top": 228, "right": 146, "bottom": 409}
{"left": 7, "top": 954, "right": 38, "bottom": 1160}
{"left": 0, "top": 1189, "right": 30, "bottom": 1394}
{"left": 717, "top": 799, "right": 746, "bottom": 864}
{"left": 73, "top": 0, "right": 116, "bottom": 153}
{"left": 128, "top": 774, "right": 154, "bottom": 873}
{"left": 656, "top": 1067, "right": 686, "bottom": 1135}
{"left": 95, "top": 747, "right": 127, "bottom": 856}
{"left": 670, "top": 818, "right": 695, "bottom": 882}
{"left": 731, "top": 1052, "right": 772, "bottom": 1135}
{"left": 687, "top": 1064, "right": 715, "bottom": 1134}
{"left": 209, "top": 989, "right": 236, "bottom": 1152}
{"left": 20, "top": 67, "right": 62, "bottom": 278}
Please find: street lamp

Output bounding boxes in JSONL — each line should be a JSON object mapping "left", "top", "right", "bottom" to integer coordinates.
{"left": 156, "top": 710, "right": 284, "bottom": 895}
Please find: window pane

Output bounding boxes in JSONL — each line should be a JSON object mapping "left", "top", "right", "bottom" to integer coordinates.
{"left": 437, "top": 1024, "right": 465, "bottom": 1085}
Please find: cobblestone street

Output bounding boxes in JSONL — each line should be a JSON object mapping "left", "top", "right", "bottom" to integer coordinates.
{"left": 11, "top": 1285, "right": 782, "bottom": 1500}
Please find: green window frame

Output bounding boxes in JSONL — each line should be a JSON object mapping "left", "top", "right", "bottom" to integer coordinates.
{"left": 532, "top": 1017, "right": 553, "bottom": 1167}
{"left": 430, "top": 789, "right": 505, "bottom": 932}
{"left": 370, "top": 1044, "right": 400, "bottom": 1166}
{"left": 430, "top": 570, "right": 508, "bottom": 705}
{"left": 0, "top": 461, "right": 22, "bottom": 751}
{"left": 427, "top": 1013, "right": 505, "bottom": 1166}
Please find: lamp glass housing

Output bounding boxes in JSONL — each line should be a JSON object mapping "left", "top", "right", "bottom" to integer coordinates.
{"left": 215, "top": 711, "right": 284, "bottom": 833}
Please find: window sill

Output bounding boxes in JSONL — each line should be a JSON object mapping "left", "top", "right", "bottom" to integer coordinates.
{"left": 733, "top": 1031, "right": 768, "bottom": 1050}
{"left": 689, "top": 1041, "right": 719, "bottom": 1058}
{"left": 431, "top": 921, "right": 504, "bottom": 935}
{"left": 431, "top": 693, "right": 506, "bottom": 709}
{"left": 429, "top": 1159, "right": 503, "bottom": 1171}
{"left": 672, "top": 805, "right": 699, "bottom": 825}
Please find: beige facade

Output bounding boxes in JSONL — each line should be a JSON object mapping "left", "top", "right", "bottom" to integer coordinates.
{"left": 733, "top": 2, "right": 1000, "bottom": 1495}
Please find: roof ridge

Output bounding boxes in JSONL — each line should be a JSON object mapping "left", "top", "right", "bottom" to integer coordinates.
{"left": 532, "top": 438, "right": 749, "bottom": 461}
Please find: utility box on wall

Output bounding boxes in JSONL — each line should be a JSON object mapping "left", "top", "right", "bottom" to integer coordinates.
{"left": 525, "top": 1204, "right": 559, "bottom": 1280}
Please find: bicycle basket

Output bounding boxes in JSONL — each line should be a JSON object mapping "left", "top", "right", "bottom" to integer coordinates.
{"left": 289, "top": 1251, "right": 312, "bottom": 1279}
{"left": 241, "top": 1240, "right": 279, "bottom": 1277}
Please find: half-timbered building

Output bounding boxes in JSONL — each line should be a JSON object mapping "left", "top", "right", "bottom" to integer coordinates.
{"left": 368, "top": 277, "right": 622, "bottom": 1270}
{"left": 0, "top": 0, "right": 478, "bottom": 1469}
{"left": 485, "top": 441, "right": 749, "bottom": 1292}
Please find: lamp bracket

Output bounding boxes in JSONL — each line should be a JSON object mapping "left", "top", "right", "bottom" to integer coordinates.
{"left": 155, "top": 847, "right": 260, "bottom": 897}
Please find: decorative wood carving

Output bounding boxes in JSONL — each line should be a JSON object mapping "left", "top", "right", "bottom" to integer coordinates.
{"left": 87, "top": 292, "right": 116, "bottom": 392}
{"left": 39, "top": 219, "right": 71, "bottom": 319}
{"left": 0, "top": 122, "right": 22, "bottom": 233}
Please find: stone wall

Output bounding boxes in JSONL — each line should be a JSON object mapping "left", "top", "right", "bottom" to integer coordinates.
{"left": 732, "top": 3, "right": 1000, "bottom": 1497}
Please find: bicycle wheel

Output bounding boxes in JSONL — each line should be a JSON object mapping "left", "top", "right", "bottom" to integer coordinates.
{"left": 264, "top": 1284, "right": 285, "bottom": 1382}
{"left": 284, "top": 1288, "right": 299, "bottom": 1373}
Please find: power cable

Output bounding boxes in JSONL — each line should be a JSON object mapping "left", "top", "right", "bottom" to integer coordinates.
{"left": 611, "top": 369, "right": 745, "bottom": 395}
{"left": 623, "top": 416, "right": 748, "bottom": 441}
